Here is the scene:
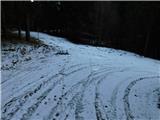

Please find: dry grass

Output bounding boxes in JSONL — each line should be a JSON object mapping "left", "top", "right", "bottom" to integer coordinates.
{"left": 1, "top": 32, "right": 44, "bottom": 45}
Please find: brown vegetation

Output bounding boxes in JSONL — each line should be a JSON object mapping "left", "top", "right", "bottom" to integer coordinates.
{"left": 1, "top": 32, "right": 43, "bottom": 45}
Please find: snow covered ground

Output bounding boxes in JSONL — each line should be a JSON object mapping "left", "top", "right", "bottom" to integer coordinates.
{"left": 1, "top": 32, "right": 160, "bottom": 120}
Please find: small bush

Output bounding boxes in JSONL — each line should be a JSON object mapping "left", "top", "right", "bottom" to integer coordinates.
{"left": 55, "top": 50, "right": 69, "bottom": 55}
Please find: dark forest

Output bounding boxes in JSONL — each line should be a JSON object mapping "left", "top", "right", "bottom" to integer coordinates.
{"left": 1, "top": 1, "right": 160, "bottom": 59}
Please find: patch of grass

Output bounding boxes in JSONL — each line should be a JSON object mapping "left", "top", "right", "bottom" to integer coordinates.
{"left": 1, "top": 32, "right": 44, "bottom": 45}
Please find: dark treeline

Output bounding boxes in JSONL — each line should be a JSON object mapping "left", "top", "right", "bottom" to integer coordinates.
{"left": 1, "top": 1, "right": 160, "bottom": 59}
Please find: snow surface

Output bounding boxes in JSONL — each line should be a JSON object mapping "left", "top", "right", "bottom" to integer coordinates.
{"left": 1, "top": 32, "right": 160, "bottom": 120}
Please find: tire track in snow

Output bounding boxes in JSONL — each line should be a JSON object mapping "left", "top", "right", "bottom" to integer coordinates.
{"left": 95, "top": 76, "right": 109, "bottom": 120}
{"left": 2, "top": 63, "right": 87, "bottom": 120}
{"left": 60, "top": 75, "right": 106, "bottom": 120}
{"left": 123, "top": 76, "right": 160, "bottom": 120}
{"left": 74, "top": 72, "right": 97, "bottom": 120}
{"left": 17, "top": 66, "right": 89, "bottom": 120}
{"left": 151, "top": 87, "right": 160, "bottom": 108}
{"left": 1, "top": 73, "right": 61, "bottom": 120}
{"left": 143, "top": 87, "right": 160, "bottom": 119}
{"left": 46, "top": 67, "right": 109, "bottom": 120}
{"left": 109, "top": 80, "right": 123, "bottom": 120}
{"left": 74, "top": 68, "right": 123, "bottom": 120}
{"left": 46, "top": 73, "right": 95, "bottom": 120}
{"left": 1, "top": 58, "right": 50, "bottom": 85}
{"left": 46, "top": 79, "right": 86, "bottom": 120}
{"left": 74, "top": 68, "right": 111, "bottom": 120}
{"left": 109, "top": 70, "right": 157, "bottom": 120}
{"left": 94, "top": 68, "right": 129, "bottom": 120}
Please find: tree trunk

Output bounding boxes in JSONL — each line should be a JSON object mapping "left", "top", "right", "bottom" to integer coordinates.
{"left": 25, "top": 14, "right": 30, "bottom": 41}
{"left": 18, "top": 26, "right": 21, "bottom": 39}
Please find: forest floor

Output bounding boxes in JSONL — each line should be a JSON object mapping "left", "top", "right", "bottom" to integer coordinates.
{"left": 1, "top": 32, "right": 160, "bottom": 120}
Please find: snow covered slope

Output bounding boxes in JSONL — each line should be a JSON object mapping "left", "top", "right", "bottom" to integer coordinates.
{"left": 1, "top": 32, "right": 160, "bottom": 120}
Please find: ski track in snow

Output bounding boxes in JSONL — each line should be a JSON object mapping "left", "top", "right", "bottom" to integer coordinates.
{"left": 1, "top": 32, "right": 160, "bottom": 120}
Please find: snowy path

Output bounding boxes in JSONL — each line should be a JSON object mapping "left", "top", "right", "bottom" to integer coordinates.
{"left": 1, "top": 32, "right": 160, "bottom": 120}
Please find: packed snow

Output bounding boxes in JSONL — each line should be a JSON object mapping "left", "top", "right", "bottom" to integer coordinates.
{"left": 1, "top": 32, "right": 160, "bottom": 120}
